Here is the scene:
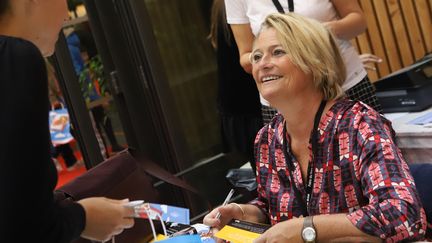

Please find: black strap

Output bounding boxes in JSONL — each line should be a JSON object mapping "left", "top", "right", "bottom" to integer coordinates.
{"left": 271, "top": 0, "right": 294, "bottom": 13}
{"left": 283, "top": 100, "right": 326, "bottom": 216}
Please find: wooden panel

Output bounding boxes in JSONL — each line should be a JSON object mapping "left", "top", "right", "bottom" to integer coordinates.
{"left": 359, "top": 0, "right": 391, "bottom": 78}
{"left": 373, "top": 0, "right": 402, "bottom": 72}
{"left": 400, "top": 0, "right": 426, "bottom": 60}
{"left": 387, "top": 0, "right": 414, "bottom": 66}
{"left": 357, "top": 0, "right": 431, "bottom": 80}
{"left": 414, "top": 0, "right": 432, "bottom": 53}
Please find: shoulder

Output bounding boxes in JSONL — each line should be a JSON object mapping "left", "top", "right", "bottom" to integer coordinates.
{"left": 225, "top": 0, "right": 250, "bottom": 23}
{"left": 332, "top": 99, "right": 394, "bottom": 140}
{"left": 331, "top": 99, "right": 384, "bottom": 122}
{"left": 0, "top": 36, "right": 47, "bottom": 97}
{"left": 1, "top": 36, "right": 43, "bottom": 61}
{"left": 0, "top": 36, "right": 45, "bottom": 78}
{"left": 3, "top": 36, "right": 45, "bottom": 71}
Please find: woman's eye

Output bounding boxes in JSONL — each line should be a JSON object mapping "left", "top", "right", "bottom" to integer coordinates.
{"left": 273, "top": 49, "right": 286, "bottom": 56}
{"left": 251, "top": 53, "right": 262, "bottom": 63}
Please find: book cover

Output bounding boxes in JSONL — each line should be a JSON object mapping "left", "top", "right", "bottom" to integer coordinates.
{"left": 215, "top": 219, "right": 270, "bottom": 243}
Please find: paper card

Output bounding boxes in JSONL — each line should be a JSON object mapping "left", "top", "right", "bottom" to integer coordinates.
{"left": 408, "top": 112, "right": 432, "bottom": 125}
{"left": 164, "top": 222, "right": 215, "bottom": 243}
{"left": 214, "top": 219, "right": 270, "bottom": 243}
{"left": 135, "top": 203, "right": 190, "bottom": 224}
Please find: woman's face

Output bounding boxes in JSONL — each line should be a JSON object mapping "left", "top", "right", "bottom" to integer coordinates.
{"left": 30, "top": 0, "right": 69, "bottom": 56}
{"left": 251, "top": 27, "right": 313, "bottom": 106}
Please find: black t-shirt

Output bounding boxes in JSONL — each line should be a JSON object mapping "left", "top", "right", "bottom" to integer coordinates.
{"left": 216, "top": 25, "right": 262, "bottom": 116}
{"left": 0, "top": 36, "right": 85, "bottom": 242}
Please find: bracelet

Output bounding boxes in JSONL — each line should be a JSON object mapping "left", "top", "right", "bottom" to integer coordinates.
{"left": 231, "top": 203, "right": 245, "bottom": 218}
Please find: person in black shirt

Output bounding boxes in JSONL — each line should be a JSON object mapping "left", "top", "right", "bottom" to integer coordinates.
{"left": 208, "top": 0, "right": 263, "bottom": 171}
{"left": 0, "top": 0, "right": 134, "bottom": 242}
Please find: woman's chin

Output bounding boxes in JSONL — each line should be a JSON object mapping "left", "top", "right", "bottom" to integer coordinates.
{"left": 42, "top": 49, "right": 55, "bottom": 57}
{"left": 260, "top": 89, "right": 278, "bottom": 104}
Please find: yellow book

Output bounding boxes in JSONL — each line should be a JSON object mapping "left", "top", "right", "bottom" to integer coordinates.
{"left": 214, "top": 219, "right": 270, "bottom": 243}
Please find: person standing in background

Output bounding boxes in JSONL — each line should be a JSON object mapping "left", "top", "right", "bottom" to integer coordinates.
{"left": 66, "top": 29, "right": 124, "bottom": 154}
{"left": 209, "top": 0, "right": 263, "bottom": 170}
{"left": 0, "top": 0, "right": 134, "bottom": 242}
{"left": 225, "top": 0, "right": 382, "bottom": 124}
{"left": 46, "top": 59, "right": 84, "bottom": 172}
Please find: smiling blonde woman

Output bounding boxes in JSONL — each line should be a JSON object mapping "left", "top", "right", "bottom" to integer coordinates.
{"left": 204, "top": 13, "right": 426, "bottom": 242}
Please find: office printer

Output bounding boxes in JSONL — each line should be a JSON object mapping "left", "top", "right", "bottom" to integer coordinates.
{"left": 374, "top": 55, "right": 432, "bottom": 113}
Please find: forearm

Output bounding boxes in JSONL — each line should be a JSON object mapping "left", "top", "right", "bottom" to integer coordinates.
{"left": 326, "top": 12, "right": 366, "bottom": 40}
{"left": 239, "top": 52, "right": 252, "bottom": 74}
{"left": 241, "top": 204, "right": 268, "bottom": 224}
{"left": 314, "top": 214, "right": 381, "bottom": 243}
{"left": 230, "top": 24, "right": 254, "bottom": 74}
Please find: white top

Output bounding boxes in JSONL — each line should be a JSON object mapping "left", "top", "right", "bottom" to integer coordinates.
{"left": 225, "top": 0, "right": 367, "bottom": 106}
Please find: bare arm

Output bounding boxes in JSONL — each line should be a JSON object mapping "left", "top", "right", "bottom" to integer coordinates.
{"left": 230, "top": 23, "right": 255, "bottom": 73}
{"left": 203, "top": 203, "right": 267, "bottom": 229}
{"left": 254, "top": 214, "right": 381, "bottom": 243}
{"left": 325, "top": 0, "right": 367, "bottom": 40}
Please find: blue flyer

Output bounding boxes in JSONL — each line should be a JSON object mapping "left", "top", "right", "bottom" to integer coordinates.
{"left": 136, "top": 203, "right": 190, "bottom": 224}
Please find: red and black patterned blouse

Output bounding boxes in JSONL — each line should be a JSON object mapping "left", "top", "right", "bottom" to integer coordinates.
{"left": 252, "top": 99, "right": 427, "bottom": 242}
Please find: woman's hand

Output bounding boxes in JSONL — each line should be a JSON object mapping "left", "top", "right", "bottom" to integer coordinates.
{"left": 203, "top": 203, "right": 245, "bottom": 230}
{"left": 359, "top": 53, "right": 382, "bottom": 71}
{"left": 203, "top": 203, "right": 246, "bottom": 243}
{"left": 253, "top": 218, "right": 302, "bottom": 243}
{"left": 78, "top": 197, "right": 135, "bottom": 242}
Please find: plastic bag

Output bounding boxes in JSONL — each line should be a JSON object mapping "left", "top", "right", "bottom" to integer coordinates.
{"left": 225, "top": 168, "right": 257, "bottom": 200}
{"left": 49, "top": 107, "right": 73, "bottom": 146}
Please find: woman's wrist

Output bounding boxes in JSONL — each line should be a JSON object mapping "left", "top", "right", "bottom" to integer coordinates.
{"left": 230, "top": 203, "right": 245, "bottom": 219}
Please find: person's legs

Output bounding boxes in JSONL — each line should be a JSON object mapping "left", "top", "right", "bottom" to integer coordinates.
{"left": 50, "top": 143, "right": 63, "bottom": 172}
{"left": 51, "top": 143, "right": 60, "bottom": 158}
{"left": 56, "top": 143, "right": 77, "bottom": 168}
{"left": 91, "top": 106, "right": 123, "bottom": 152}
{"left": 101, "top": 114, "right": 123, "bottom": 152}
{"left": 90, "top": 106, "right": 108, "bottom": 146}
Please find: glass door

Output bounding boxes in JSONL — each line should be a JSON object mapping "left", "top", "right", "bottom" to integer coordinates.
{"left": 82, "top": 0, "right": 246, "bottom": 219}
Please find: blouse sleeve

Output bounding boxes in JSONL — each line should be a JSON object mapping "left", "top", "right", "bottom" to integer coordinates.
{"left": 0, "top": 39, "right": 85, "bottom": 242}
{"left": 346, "top": 109, "right": 427, "bottom": 241}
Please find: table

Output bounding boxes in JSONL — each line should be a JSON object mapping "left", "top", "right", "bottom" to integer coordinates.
{"left": 384, "top": 106, "right": 432, "bottom": 164}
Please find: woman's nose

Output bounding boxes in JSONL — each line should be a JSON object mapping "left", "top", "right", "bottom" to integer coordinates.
{"left": 258, "top": 54, "right": 273, "bottom": 69}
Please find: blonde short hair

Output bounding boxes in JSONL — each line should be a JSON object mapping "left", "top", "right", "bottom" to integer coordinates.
{"left": 258, "top": 13, "right": 346, "bottom": 100}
